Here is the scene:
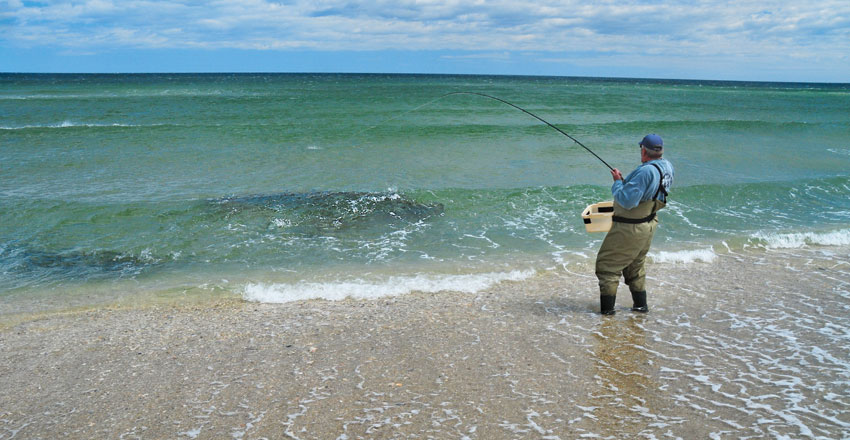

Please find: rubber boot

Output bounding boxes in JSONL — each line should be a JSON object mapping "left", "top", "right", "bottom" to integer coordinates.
{"left": 600, "top": 295, "right": 616, "bottom": 315}
{"left": 631, "top": 290, "right": 648, "bottom": 313}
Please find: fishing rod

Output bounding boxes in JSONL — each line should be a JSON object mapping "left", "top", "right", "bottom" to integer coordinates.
{"left": 445, "top": 92, "right": 614, "bottom": 171}
{"left": 359, "top": 91, "right": 615, "bottom": 171}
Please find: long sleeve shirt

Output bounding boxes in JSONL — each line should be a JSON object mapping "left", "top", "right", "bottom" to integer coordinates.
{"left": 611, "top": 159, "right": 674, "bottom": 209}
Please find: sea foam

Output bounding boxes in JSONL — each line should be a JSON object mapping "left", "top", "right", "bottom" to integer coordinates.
{"left": 0, "top": 121, "right": 153, "bottom": 130}
{"left": 242, "top": 270, "right": 535, "bottom": 303}
{"left": 753, "top": 229, "right": 850, "bottom": 249}
{"left": 648, "top": 248, "right": 717, "bottom": 264}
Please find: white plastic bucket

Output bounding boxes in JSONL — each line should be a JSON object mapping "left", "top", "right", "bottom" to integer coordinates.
{"left": 582, "top": 201, "right": 614, "bottom": 233}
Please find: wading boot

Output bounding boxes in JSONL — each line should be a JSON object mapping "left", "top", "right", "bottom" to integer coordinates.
{"left": 600, "top": 295, "right": 616, "bottom": 315}
{"left": 631, "top": 290, "right": 648, "bottom": 313}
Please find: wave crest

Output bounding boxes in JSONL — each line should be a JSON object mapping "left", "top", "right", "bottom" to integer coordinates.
{"left": 753, "top": 229, "right": 850, "bottom": 249}
{"left": 242, "top": 270, "right": 535, "bottom": 303}
{"left": 0, "top": 121, "right": 152, "bottom": 130}
{"left": 649, "top": 248, "right": 717, "bottom": 264}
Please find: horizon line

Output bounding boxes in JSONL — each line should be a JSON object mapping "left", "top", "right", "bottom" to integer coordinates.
{"left": 1, "top": 71, "right": 847, "bottom": 86}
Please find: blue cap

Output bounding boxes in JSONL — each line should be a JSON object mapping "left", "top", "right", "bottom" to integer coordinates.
{"left": 640, "top": 134, "right": 663, "bottom": 150}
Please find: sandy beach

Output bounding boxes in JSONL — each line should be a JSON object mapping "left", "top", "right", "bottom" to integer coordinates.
{"left": 2, "top": 247, "right": 849, "bottom": 439}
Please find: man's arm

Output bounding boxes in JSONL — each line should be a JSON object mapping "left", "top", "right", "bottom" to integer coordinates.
{"left": 611, "top": 167, "right": 652, "bottom": 209}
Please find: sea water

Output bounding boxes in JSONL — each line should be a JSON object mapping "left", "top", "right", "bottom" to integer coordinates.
{"left": 1, "top": 73, "right": 849, "bottom": 312}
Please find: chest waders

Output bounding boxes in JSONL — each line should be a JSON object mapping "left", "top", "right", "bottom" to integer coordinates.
{"left": 596, "top": 163, "right": 669, "bottom": 315}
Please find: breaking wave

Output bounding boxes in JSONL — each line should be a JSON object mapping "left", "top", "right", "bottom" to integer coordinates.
{"left": 648, "top": 248, "right": 718, "bottom": 264}
{"left": 242, "top": 270, "right": 535, "bottom": 303}
{"left": 752, "top": 229, "right": 850, "bottom": 249}
{"left": 0, "top": 121, "right": 158, "bottom": 130}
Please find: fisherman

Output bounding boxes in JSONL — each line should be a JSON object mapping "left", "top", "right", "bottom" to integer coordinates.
{"left": 595, "top": 134, "right": 674, "bottom": 315}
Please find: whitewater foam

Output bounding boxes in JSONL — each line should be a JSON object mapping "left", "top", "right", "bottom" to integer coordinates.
{"left": 649, "top": 248, "right": 717, "bottom": 264}
{"left": 242, "top": 270, "right": 535, "bottom": 303}
{"left": 0, "top": 121, "right": 153, "bottom": 130}
{"left": 753, "top": 229, "right": 850, "bottom": 249}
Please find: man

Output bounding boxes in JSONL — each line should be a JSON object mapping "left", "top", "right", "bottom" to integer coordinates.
{"left": 595, "top": 134, "right": 674, "bottom": 315}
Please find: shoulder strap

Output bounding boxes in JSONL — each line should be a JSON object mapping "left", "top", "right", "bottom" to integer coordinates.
{"left": 649, "top": 163, "right": 668, "bottom": 201}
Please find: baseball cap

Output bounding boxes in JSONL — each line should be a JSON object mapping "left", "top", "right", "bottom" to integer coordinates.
{"left": 640, "top": 134, "right": 663, "bottom": 150}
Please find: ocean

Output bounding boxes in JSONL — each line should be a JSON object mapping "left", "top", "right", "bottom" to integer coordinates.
{"left": 1, "top": 73, "right": 849, "bottom": 312}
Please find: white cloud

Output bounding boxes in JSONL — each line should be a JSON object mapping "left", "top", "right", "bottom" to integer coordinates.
{"left": 1, "top": 0, "right": 848, "bottom": 77}
{"left": 441, "top": 51, "right": 512, "bottom": 60}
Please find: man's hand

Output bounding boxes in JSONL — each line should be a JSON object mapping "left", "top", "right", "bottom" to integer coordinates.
{"left": 611, "top": 168, "right": 623, "bottom": 181}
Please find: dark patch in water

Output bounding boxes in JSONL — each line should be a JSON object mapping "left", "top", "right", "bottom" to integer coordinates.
{"left": 21, "top": 249, "right": 147, "bottom": 272}
{"left": 0, "top": 244, "right": 156, "bottom": 289}
{"left": 212, "top": 191, "right": 444, "bottom": 231}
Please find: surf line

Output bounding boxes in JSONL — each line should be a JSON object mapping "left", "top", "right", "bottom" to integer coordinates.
{"left": 358, "top": 91, "right": 614, "bottom": 171}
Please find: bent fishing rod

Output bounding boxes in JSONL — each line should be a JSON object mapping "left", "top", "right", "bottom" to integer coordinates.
{"left": 359, "top": 91, "right": 615, "bottom": 172}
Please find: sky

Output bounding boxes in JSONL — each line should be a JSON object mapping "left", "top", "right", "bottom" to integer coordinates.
{"left": 1, "top": 0, "right": 848, "bottom": 82}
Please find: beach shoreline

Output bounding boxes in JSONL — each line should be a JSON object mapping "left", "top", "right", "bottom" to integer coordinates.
{"left": 2, "top": 247, "right": 849, "bottom": 439}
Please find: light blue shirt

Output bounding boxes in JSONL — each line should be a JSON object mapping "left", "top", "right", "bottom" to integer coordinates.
{"left": 611, "top": 159, "right": 674, "bottom": 209}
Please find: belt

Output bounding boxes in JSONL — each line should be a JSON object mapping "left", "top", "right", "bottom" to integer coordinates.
{"left": 612, "top": 213, "right": 656, "bottom": 224}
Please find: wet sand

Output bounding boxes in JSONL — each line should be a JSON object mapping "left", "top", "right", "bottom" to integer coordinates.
{"left": 2, "top": 247, "right": 849, "bottom": 439}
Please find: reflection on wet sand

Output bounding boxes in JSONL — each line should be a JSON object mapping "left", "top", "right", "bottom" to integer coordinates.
{"left": 590, "top": 315, "right": 656, "bottom": 437}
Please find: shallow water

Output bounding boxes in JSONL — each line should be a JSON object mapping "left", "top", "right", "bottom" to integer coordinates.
{"left": 1, "top": 246, "right": 847, "bottom": 439}
{"left": 570, "top": 247, "right": 850, "bottom": 439}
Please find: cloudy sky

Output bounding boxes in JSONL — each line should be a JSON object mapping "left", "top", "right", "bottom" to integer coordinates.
{"left": 2, "top": 0, "right": 848, "bottom": 81}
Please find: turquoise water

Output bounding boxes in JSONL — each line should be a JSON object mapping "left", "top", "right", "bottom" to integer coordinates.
{"left": 2, "top": 73, "right": 850, "bottom": 309}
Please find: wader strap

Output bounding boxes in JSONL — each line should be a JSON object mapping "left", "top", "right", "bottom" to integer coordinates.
{"left": 649, "top": 163, "right": 668, "bottom": 201}
{"left": 612, "top": 164, "right": 668, "bottom": 224}
{"left": 612, "top": 213, "right": 656, "bottom": 224}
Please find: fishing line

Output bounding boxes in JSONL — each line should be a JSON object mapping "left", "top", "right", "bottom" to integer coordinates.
{"left": 357, "top": 91, "right": 614, "bottom": 171}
